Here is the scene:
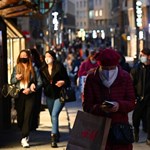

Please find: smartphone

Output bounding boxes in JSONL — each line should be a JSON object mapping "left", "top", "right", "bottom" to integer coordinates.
{"left": 102, "top": 100, "right": 115, "bottom": 108}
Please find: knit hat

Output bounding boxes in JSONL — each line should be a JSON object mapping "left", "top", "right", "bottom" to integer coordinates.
{"left": 46, "top": 50, "right": 57, "bottom": 60}
{"left": 96, "top": 48, "right": 120, "bottom": 66}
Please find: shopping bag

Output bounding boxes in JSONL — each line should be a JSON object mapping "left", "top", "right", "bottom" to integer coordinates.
{"left": 67, "top": 110, "right": 111, "bottom": 150}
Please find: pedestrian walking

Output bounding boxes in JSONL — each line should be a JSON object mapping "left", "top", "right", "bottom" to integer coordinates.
{"left": 40, "top": 50, "right": 70, "bottom": 148}
{"left": 78, "top": 49, "right": 99, "bottom": 101}
{"left": 10, "top": 49, "right": 42, "bottom": 148}
{"left": 30, "top": 48, "right": 44, "bottom": 131}
{"left": 83, "top": 48, "right": 135, "bottom": 150}
{"left": 130, "top": 48, "right": 150, "bottom": 145}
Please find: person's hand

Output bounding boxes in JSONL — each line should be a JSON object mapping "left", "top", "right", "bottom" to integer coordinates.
{"left": 55, "top": 80, "right": 65, "bottom": 87}
{"left": 30, "top": 83, "right": 36, "bottom": 92}
{"left": 16, "top": 74, "right": 23, "bottom": 80}
{"left": 22, "top": 88, "right": 30, "bottom": 95}
{"left": 87, "top": 68, "right": 94, "bottom": 74}
{"left": 111, "top": 102, "right": 119, "bottom": 112}
{"left": 101, "top": 101, "right": 119, "bottom": 113}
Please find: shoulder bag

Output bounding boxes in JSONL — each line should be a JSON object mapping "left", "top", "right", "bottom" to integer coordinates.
{"left": 1, "top": 84, "right": 20, "bottom": 99}
{"left": 108, "top": 123, "right": 134, "bottom": 144}
{"left": 60, "top": 86, "right": 76, "bottom": 103}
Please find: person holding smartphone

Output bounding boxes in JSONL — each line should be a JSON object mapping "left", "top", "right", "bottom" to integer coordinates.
{"left": 83, "top": 48, "right": 135, "bottom": 150}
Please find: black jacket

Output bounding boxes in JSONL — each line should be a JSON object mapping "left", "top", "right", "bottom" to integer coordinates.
{"left": 40, "top": 61, "right": 70, "bottom": 99}
{"left": 130, "top": 62, "right": 150, "bottom": 102}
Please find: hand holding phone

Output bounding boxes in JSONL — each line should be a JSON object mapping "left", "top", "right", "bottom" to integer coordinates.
{"left": 102, "top": 100, "right": 115, "bottom": 108}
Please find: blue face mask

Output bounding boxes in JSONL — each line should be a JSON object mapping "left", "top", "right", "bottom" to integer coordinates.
{"left": 140, "top": 56, "right": 147, "bottom": 63}
{"left": 101, "top": 69, "right": 116, "bottom": 80}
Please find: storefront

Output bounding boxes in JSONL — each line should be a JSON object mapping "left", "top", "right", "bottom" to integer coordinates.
{"left": 4, "top": 19, "right": 25, "bottom": 82}
{"left": 0, "top": 18, "right": 25, "bottom": 130}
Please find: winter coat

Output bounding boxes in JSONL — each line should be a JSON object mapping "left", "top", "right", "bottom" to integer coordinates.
{"left": 11, "top": 65, "right": 42, "bottom": 91}
{"left": 130, "top": 62, "right": 150, "bottom": 103}
{"left": 40, "top": 61, "right": 70, "bottom": 99}
{"left": 83, "top": 66, "right": 135, "bottom": 150}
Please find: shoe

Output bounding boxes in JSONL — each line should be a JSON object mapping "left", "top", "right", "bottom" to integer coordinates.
{"left": 51, "top": 134, "right": 58, "bottom": 148}
{"left": 21, "top": 137, "right": 30, "bottom": 148}
{"left": 146, "top": 139, "right": 150, "bottom": 145}
{"left": 134, "top": 131, "right": 139, "bottom": 142}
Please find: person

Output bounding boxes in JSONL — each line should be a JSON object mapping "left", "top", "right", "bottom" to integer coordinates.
{"left": 40, "top": 50, "right": 70, "bottom": 148}
{"left": 30, "top": 48, "right": 44, "bottom": 131}
{"left": 10, "top": 49, "right": 42, "bottom": 148}
{"left": 118, "top": 51, "right": 131, "bottom": 73}
{"left": 82, "top": 48, "right": 135, "bottom": 150}
{"left": 77, "top": 50, "right": 99, "bottom": 101}
{"left": 130, "top": 48, "right": 150, "bottom": 144}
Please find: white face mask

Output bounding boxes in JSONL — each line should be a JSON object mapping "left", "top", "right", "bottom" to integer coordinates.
{"left": 101, "top": 68, "right": 117, "bottom": 81}
{"left": 45, "top": 58, "right": 53, "bottom": 64}
{"left": 90, "top": 60, "right": 96, "bottom": 64}
{"left": 140, "top": 56, "right": 147, "bottom": 63}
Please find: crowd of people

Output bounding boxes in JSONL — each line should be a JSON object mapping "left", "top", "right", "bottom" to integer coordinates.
{"left": 8, "top": 38, "right": 150, "bottom": 149}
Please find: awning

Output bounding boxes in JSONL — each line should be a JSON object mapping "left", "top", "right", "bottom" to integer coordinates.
{"left": 4, "top": 19, "right": 24, "bottom": 38}
{"left": 0, "top": 0, "right": 38, "bottom": 18}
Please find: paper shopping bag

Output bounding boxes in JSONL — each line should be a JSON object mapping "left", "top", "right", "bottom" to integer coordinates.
{"left": 66, "top": 111, "right": 111, "bottom": 150}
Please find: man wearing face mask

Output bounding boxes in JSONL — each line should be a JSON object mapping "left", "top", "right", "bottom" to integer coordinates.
{"left": 83, "top": 48, "right": 135, "bottom": 150}
{"left": 130, "top": 48, "right": 150, "bottom": 145}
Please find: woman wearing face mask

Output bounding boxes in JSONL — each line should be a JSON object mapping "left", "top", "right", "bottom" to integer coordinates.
{"left": 131, "top": 48, "right": 150, "bottom": 145}
{"left": 40, "top": 50, "right": 70, "bottom": 148}
{"left": 10, "top": 49, "right": 42, "bottom": 148}
{"left": 77, "top": 49, "right": 99, "bottom": 101}
{"left": 83, "top": 48, "right": 135, "bottom": 150}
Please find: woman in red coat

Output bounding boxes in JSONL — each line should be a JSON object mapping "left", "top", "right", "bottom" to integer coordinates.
{"left": 83, "top": 48, "right": 135, "bottom": 150}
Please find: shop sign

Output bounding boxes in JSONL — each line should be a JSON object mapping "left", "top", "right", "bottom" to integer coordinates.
{"left": 136, "top": 0, "right": 142, "bottom": 27}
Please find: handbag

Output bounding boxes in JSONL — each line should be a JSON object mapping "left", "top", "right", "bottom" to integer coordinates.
{"left": 1, "top": 84, "right": 20, "bottom": 99}
{"left": 67, "top": 111, "right": 111, "bottom": 150}
{"left": 60, "top": 86, "right": 76, "bottom": 103}
{"left": 109, "top": 123, "right": 134, "bottom": 144}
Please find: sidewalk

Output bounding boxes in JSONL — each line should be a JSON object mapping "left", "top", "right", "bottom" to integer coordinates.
{"left": 0, "top": 108, "right": 68, "bottom": 150}
{"left": 0, "top": 99, "right": 150, "bottom": 150}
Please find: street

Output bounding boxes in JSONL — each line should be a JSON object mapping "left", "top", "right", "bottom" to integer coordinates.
{"left": 0, "top": 99, "right": 150, "bottom": 150}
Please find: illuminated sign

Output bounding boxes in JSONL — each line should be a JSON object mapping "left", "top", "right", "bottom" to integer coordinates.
{"left": 136, "top": 0, "right": 142, "bottom": 27}
{"left": 52, "top": 12, "right": 59, "bottom": 31}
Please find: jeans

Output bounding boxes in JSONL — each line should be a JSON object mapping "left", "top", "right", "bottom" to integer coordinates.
{"left": 46, "top": 97, "right": 64, "bottom": 134}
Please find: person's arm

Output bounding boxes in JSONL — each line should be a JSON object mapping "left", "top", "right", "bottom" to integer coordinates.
{"left": 10, "top": 67, "right": 18, "bottom": 84}
{"left": 78, "top": 62, "right": 87, "bottom": 77}
{"left": 117, "top": 73, "right": 136, "bottom": 113}
{"left": 59, "top": 62, "right": 71, "bottom": 87}
{"left": 83, "top": 73, "right": 103, "bottom": 115}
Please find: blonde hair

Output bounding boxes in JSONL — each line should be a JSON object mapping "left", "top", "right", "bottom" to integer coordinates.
{"left": 16, "top": 49, "right": 35, "bottom": 84}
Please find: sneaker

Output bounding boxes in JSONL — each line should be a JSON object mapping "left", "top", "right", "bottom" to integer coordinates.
{"left": 21, "top": 137, "right": 30, "bottom": 148}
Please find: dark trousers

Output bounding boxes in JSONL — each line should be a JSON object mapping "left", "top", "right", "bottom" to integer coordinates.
{"left": 30, "top": 87, "right": 42, "bottom": 130}
{"left": 15, "top": 92, "right": 35, "bottom": 138}
{"left": 132, "top": 100, "right": 148, "bottom": 133}
{"left": 146, "top": 106, "right": 150, "bottom": 139}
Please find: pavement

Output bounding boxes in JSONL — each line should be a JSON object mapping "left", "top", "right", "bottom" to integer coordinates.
{"left": 0, "top": 97, "right": 150, "bottom": 150}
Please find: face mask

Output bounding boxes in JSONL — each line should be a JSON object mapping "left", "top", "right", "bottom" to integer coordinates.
{"left": 91, "top": 60, "right": 96, "bottom": 64}
{"left": 140, "top": 56, "right": 147, "bottom": 63}
{"left": 19, "top": 58, "right": 29, "bottom": 63}
{"left": 101, "top": 68, "right": 117, "bottom": 81}
{"left": 45, "top": 58, "right": 53, "bottom": 64}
